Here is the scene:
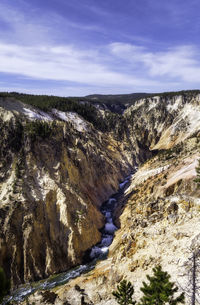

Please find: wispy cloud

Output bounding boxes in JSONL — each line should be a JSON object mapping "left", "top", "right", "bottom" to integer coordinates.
{"left": 0, "top": 1, "right": 200, "bottom": 95}
{"left": 109, "top": 42, "right": 200, "bottom": 83}
{"left": 0, "top": 41, "right": 200, "bottom": 95}
{"left": 0, "top": 43, "right": 160, "bottom": 88}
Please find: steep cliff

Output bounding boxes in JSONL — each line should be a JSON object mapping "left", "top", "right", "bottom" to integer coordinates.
{"left": 0, "top": 97, "right": 133, "bottom": 287}
{"left": 0, "top": 91, "right": 200, "bottom": 305}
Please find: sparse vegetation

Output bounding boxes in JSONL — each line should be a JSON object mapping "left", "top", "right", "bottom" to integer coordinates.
{"left": 194, "top": 159, "right": 200, "bottom": 187}
{"left": 15, "top": 162, "right": 21, "bottom": 179}
{"left": 24, "top": 120, "right": 53, "bottom": 140}
{"left": 157, "top": 143, "right": 183, "bottom": 162}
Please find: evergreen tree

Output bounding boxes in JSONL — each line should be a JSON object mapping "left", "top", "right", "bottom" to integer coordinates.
{"left": 194, "top": 159, "right": 200, "bottom": 186}
{"left": 112, "top": 279, "right": 136, "bottom": 305}
{"left": 0, "top": 267, "right": 10, "bottom": 302}
{"left": 139, "top": 265, "right": 185, "bottom": 305}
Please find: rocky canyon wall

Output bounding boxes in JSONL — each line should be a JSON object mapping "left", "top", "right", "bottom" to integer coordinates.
{"left": 0, "top": 92, "right": 200, "bottom": 300}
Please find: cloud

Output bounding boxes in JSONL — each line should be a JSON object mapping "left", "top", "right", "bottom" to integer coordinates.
{"left": 0, "top": 41, "right": 199, "bottom": 95}
{"left": 0, "top": 42, "right": 165, "bottom": 90}
{"left": 0, "top": 1, "right": 200, "bottom": 95}
{"left": 109, "top": 42, "right": 200, "bottom": 83}
{"left": 0, "top": 34, "right": 200, "bottom": 95}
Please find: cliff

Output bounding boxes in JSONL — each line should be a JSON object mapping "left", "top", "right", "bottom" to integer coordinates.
{"left": 0, "top": 97, "right": 133, "bottom": 287}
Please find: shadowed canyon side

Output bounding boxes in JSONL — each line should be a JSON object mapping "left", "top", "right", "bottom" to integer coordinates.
{"left": 0, "top": 91, "right": 200, "bottom": 304}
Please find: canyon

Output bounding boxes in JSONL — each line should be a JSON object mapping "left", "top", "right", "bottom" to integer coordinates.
{"left": 0, "top": 91, "right": 200, "bottom": 304}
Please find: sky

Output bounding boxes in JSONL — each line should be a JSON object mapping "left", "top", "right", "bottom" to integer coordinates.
{"left": 0, "top": 0, "right": 200, "bottom": 96}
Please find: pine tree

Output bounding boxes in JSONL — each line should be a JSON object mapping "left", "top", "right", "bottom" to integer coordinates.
{"left": 112, "top": 279, "right": 136, "bottom": 305}
{"left": 138, "top": 265, "right": 185, "bottom": 305}
{"left": 194, "top": 159, "right": 200, "bottom": 186}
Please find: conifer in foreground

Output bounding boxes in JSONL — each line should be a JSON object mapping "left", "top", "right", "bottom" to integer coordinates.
{"left": 112, "top": 279, "right": 136, "bottom": 305}
{"left": 138, "top": 265, "right": 185, "bottom": 305}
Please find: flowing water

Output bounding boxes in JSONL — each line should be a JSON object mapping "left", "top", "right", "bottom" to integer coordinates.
{"left": 3, "top": 173, "right": 132, "bottom": 304}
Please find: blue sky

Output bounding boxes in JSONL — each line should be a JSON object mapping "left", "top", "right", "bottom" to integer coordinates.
{"left": 0, "top": 0, "right": 200, "bottom": 96}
